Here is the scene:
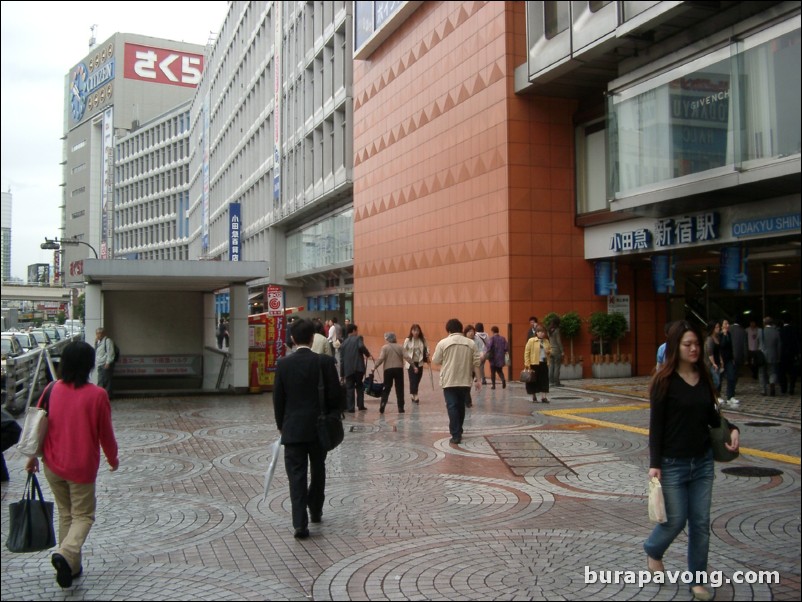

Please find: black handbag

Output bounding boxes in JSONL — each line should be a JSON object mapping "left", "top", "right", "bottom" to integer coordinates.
{"left": 363, "top": 371, "right": 384, "bottom": 398}
{"left": 710, "top": 407, "right": 739, "bottom": 462}
{"left": 6, "top": 472, "right": 56, "bottom": 553}
{"left": 317, "top": 361, "right": 344, "bottom": 452}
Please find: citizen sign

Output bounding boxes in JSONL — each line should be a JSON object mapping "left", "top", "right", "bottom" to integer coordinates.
{"left": 124, "top": 43, "right": 204, "bottom": 87}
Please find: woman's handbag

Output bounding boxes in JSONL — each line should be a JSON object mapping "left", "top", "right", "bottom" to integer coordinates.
{"left": 710, "top": 407, "right": 739, "bottom": 462}
{"left": 16, "top": 383, "right": 54, "bottom": 458}
{"left": 317, "top": 362, "right": 344, "bottom": 452}
{"left": 519, "top": 369, "right": 535, "bottom": 383}
{"left": 647, "top": 477, "right": 667, "bottom": 524}
{"left": 5, "top": 472, "right": 56, "bottom": 553}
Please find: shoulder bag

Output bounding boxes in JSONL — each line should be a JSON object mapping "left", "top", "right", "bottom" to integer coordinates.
{"left": 16, "top": 382, "right": 54, "bottom": 458}
{"left": 317, "top": 359, "right": 345, "bottom": 452}
{"left": 6, "top": 472, "right": 56, "bottom": 553}
{"left": 710, "top": 403, "right": 739, "bottom": 462}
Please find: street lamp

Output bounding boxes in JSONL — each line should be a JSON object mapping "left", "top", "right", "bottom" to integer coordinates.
{"left": 41, "top": 237, "right": 99, "bottom": 259}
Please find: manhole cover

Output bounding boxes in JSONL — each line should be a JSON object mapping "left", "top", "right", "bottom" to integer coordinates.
{"left": 744, "top": 422, "right": 781, "bottom": 427}
{"left": 721, "top": 467, "right": 783, "bottom": 478}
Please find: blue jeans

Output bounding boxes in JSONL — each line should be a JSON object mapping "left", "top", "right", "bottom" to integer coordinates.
{"left": 443, "top": 387, "right": 470, "bottom": 439}
{"left": 644, "top": 449, "right": 714, "bottom": 584}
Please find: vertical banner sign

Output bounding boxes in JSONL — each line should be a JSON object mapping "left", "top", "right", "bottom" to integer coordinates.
{"left": 202, "top": 94, "right": 210, "bottom": 253}
{"left": 229, "top": 203, "right": 241, "bottom": 261}
{"left": 53, "top": 250, "right": 61, "bottom": 285}
{"left": 100, "top": 107, "right": 114, "bottom": 259}
{"left": 273, "top": 2, "right": 282, "bottom": 204}
{"left": 594, "top": 261, "right": 618, "bottom": 296}
{"left": 652, "top": 254, "right": 676, "bottom": 293}
{"left": 267, "top": 285, "right": 284, "bottom": 317}
{"left": 720, "top": 246, "right": 749, "bottom": 291}
{"left": 248, "top": 311, "right": 286, "bottom": 390}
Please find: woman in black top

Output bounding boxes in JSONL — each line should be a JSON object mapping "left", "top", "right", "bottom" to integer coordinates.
{"left": 644, "top": 321, "right": 740, "bottom": 601}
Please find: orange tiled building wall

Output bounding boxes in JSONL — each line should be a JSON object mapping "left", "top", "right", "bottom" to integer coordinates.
{"left": 353, "top": 1, "right": 616, "bottom": 375}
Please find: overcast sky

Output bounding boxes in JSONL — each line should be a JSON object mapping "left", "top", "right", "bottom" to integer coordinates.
{"left": 0, "top": 0, "right": 229, "bottom": 280}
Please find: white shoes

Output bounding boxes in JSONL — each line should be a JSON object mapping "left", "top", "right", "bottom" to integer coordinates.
{"left": 727, "top": 397, "right": 740, "bottom": 406}
{"left": 718, "top": 397, "right": 728, "bottom": 405}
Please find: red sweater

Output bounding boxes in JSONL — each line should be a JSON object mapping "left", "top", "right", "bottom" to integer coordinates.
{"left": 42, "top": 381, "right": 119, "bottom": 484}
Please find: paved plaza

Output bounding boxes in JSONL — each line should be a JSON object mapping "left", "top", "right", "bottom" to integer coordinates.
{"left": 1, "top": 374, "right": 800, "bottom": 601}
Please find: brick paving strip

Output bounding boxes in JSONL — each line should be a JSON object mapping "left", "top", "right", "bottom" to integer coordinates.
{"left": 1, "top": 379, "right": 799, "bottom": 601}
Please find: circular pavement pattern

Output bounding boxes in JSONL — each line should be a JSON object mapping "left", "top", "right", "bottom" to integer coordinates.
{"left": 115, "top": 427, "right": 194, "bottom": 450}
{"left": 88, "top": 492, "right": 248, "bottom": 557}
{"left": 193, "top": 423, "right": 278, "bottom": 442}
{"left": 251, "top": 474, "right": 555, "bottom": 536}
{"left": 96, "top": 452, "right": 212, "bottom": 489}
{"left": 311, "top": 528, "right": 772, "bottom": 601}
{"left": 0, "top": 560, "right": 306, "bottom": 601}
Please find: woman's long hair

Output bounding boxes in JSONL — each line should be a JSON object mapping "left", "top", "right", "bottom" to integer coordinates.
{"left": 649, "top": 320, "right": 716, "bottom": 402}
{"left": 407, "top": 323, "right": 426, "bottom": 347}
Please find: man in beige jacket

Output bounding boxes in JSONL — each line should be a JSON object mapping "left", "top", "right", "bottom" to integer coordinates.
{"left": 432, "top": 318, "right": 482, "bottom": 445}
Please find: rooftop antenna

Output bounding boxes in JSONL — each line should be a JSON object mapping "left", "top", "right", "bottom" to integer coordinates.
{"left": 89, "top": 24, "right": 98, "bottom": 49}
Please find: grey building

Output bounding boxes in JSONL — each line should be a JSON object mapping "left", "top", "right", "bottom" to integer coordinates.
{"left": 1, "top": 191, "right": 10, "bottom": 283}
{"left": 187, "top": 1, "right": 355, "bottom": 316}
{"left": 62, "top": 33, "right": 207, "bottom": 283}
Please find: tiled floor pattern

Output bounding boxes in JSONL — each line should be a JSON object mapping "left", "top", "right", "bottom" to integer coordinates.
{"left": 1, "top": 380, "right": 799, "bottom": 601}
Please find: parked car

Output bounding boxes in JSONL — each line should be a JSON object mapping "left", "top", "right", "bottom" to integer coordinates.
{"left": 28, "top": 329, "right": 52, "bottom": 348}
{"left": 1, "top": 335, "right": 24, "bottom": 360}
{"left": 7, "top": 331, "right": 37, "bottom": 352}
{"left": 42, "top": 326, "right": 62, "bottom": 342}
{"left": 2, "top": 334, "right": 25, "bottom": 383}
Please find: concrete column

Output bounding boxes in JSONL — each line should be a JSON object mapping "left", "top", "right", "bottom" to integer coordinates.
{"left": 84, "top": 283, "right": 103, "bottom": 383}
{"left": 229, "top": 284, "right": 249, "bottom": 389}
{"left": 204, "top": 292, "right": 217, "bottom": 350}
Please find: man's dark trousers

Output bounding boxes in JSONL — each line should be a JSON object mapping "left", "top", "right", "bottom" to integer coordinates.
{"left": 284, "top": 441, "right": 326, "bottom": 530}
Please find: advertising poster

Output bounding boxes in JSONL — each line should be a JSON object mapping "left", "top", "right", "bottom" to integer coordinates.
{"left": 248, "top": 311, "right": 286, "bottom": 390}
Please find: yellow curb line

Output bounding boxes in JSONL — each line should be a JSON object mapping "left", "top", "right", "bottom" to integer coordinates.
{"left": 540, "top": 408, "right": 801, "bottom": 466}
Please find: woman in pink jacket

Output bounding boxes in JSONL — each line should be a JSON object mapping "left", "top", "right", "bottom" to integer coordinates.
{"left": 26, "top": 341, "right": 119, "bottom": 589}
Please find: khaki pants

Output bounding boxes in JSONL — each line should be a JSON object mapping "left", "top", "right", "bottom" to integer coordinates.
{"left": 44, "top": 465, "right": 96, "bottom": 573}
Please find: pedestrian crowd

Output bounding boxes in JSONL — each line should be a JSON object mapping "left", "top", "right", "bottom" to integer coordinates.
{"left": 657, "top": 315, "right": 799, "bottom": 406}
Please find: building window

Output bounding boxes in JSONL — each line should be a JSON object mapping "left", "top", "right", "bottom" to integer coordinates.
{"left": 607, "top": 22, "right": 801, "bottom": 199}
{"left": 544, "top": 1, "right": 570, "bottom": 39}
{"left": 576, "top": 119, "right": 608, "bottom": 214}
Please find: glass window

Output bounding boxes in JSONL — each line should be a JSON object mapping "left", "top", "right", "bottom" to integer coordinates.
{"left": 607, "top": 22, "right": 800, "bottom": 198}
{"left": 544, "top": 1, "right": 570, "bottom": 39}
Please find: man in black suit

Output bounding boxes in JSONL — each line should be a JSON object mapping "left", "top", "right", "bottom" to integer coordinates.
{"left": 338, "top": 323, "right": 372, "bottom": 412}
{"left": 274, "top": 318, "right": 345, "bottom": 539}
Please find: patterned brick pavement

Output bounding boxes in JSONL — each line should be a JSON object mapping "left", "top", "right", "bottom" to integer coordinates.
{"left": 1, "top": 377, "right": 799, "bottom": 601}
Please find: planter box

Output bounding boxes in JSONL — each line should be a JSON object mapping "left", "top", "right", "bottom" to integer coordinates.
{"left": 559, "top": 362, "right": 583, "bottom": 380}
{"left": 591, "top": 356, "right": 632, "bottom": 378}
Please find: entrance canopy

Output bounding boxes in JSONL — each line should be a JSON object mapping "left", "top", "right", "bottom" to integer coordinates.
{"left": 82, "top": 260, "right": 268, "bottom": 292}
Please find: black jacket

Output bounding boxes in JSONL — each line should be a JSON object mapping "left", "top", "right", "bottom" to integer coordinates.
{"left": 273, "top": 348, "right": 344, "bottom": 444}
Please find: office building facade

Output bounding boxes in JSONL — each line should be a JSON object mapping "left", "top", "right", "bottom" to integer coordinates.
{"left": 187, "top": 1, "right": 355, "bottom": 315}
{"left": 62, "top": 33, "right": 206, "bottom": 283}
{"left": 1, "top": 191, "right": 10, "bottom": 283}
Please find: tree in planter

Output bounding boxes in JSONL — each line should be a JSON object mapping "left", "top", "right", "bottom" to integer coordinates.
{"left": 589, "top": 311, "right": 628, "bottom": 358}
{"left": 560, "top": 311, "right": 582, "bottom": 363}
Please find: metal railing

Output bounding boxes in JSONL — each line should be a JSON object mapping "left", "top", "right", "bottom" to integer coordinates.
{"left": 2, "top": 336, "right": 77, "bottom": 413}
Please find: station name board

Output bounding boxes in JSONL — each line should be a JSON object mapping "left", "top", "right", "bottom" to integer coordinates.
{"left": 610, "top": 212, "right": 720, "bottom": 253}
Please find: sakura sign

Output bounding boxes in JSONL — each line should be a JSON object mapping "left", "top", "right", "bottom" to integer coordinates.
{"left": 124, "top": 43, "right": 204, "bottom": 87}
